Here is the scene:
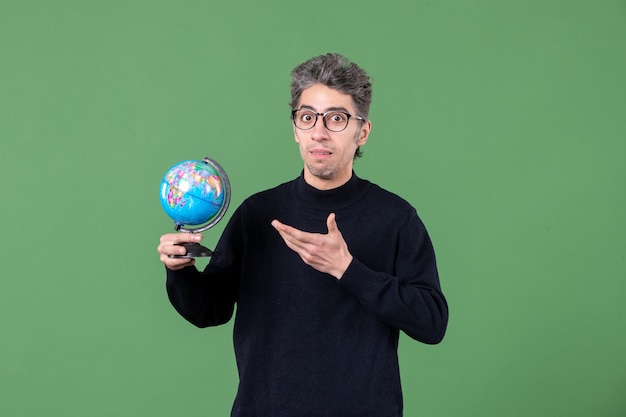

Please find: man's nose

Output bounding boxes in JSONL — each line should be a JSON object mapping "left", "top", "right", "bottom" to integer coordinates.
{"left": 310, "top": 116, "right": 329, "bottom": 141}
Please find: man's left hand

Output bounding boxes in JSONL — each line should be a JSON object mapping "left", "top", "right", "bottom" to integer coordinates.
{"left": 271, "top": 213, "right": 353, "bottom": 280}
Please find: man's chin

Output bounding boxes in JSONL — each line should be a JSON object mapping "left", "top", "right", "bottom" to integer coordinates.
{"left": 305, "top": 163, "right": 335, "bottom": 180}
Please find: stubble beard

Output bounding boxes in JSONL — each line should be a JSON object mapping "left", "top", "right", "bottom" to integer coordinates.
{"left": 305, "top": 160, "right": 337, "bottom": 180}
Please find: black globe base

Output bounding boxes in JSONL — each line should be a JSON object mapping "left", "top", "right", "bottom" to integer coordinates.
{"left": 169, "top": 242, "right": 214, "bottom": 258}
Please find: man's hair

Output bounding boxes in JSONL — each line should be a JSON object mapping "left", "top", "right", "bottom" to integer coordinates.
{"left": 290, "top": 53, "right": 373, "bottom": 159}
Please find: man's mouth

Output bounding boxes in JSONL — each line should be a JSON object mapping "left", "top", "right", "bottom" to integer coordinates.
{"left": 310, "top": 148, "right": 333, "bottom": 156}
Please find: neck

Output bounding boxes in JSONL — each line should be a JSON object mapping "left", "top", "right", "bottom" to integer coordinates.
{"left": 294, "top": 171, "right": 369, "bottom": 212}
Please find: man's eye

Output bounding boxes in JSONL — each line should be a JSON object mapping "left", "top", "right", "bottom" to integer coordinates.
{"left": 301, "top": 113, "right": 314, "bottom": 122}
{"left": 329, "top": 113, "right": 346, "bottom": 123}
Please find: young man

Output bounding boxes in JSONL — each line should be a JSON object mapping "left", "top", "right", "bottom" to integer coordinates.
{"left": 158, "top": 53, "right": 448, "bottom": 417}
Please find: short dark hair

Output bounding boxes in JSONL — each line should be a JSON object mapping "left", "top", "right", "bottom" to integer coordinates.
{"left": 290, "top": 53, "right": 373, "bottom": 119}
{"left": 290, "top": 53, "right": 373, "bottom": 159}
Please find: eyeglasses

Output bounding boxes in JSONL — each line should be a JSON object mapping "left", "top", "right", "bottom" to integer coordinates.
{"left": 291, "top": 108, "right": 365, "bottom": 132}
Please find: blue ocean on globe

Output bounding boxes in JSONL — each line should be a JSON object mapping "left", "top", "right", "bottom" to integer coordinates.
{"left": 159, "top": 160, "right": 226, "bottom": 226}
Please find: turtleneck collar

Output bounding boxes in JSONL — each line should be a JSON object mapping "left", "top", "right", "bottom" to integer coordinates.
{"left": 292, "top": 171, "right": 371, "bottom": 211}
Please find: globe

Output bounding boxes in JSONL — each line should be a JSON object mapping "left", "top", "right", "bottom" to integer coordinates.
{"left": 160, "top": 156, "right": 231, "bottom": 239}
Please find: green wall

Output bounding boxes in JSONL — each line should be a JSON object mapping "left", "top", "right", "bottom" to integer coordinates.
{"left": 1, "top": 1, "right": 624, "bottom": 416}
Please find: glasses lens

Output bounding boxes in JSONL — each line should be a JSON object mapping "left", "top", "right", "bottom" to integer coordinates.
{"left": 293, "top": 109, "right": 316, "bottom": 130}
{"left": 323, "top": 112, "right": 349, "bottom": 132}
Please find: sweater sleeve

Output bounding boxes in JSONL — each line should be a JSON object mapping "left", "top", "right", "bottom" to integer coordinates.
{"left": 165, "top": 208, "right": 243, "bottom": 328}
{"left": 337, "top": 210, "right": 448, "bottom": 344}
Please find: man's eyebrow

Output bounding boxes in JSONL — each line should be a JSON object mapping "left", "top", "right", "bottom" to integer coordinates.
{"left": 298, "top": 104, "right": 350, "bottom": 113}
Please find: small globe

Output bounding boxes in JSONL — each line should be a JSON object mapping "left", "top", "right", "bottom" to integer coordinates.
{"left": 159, "top": 158, "right": 230, "bottom": 231}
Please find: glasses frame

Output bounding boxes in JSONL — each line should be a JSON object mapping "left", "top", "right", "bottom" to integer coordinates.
{"left": 291, "top": 108, "right": 365, "bottom": 132}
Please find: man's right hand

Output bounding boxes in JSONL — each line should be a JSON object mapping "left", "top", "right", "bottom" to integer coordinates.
{"left": 157, "top": 233, "right": 203, "bottom": 270}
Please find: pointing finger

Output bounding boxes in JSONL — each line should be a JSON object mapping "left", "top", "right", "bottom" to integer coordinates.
{"left": 272, "top": 220, "right": 304, "bottom": 240}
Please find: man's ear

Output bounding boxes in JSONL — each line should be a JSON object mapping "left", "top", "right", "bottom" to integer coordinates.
{"left": 357, "top": 120, "right": 372, "bottom": 146}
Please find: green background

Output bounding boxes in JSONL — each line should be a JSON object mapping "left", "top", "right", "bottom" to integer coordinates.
{"left": 1, "top": 1, "right": 624, "bottom": 416}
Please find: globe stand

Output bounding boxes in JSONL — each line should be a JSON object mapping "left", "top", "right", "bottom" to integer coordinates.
{"left": 170, "top": 242, "right": 213, "bottom": 258}
{"left": 170, "top": 222, "right": 218, "bottom": 258}
{"left": 162, "top": 157, "right": 231, "bottom": 259}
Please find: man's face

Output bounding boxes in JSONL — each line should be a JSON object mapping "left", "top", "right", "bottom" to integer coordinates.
{"left": 293, "top": 83, "right": 371, "bottom": 190}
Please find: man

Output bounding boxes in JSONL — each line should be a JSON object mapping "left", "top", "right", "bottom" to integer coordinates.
{"left": 158, "top": 53, "right": 448, "bottom": 417}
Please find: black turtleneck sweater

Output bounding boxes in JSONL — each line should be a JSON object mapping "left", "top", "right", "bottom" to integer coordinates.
{"left": 166, "top": 172, "right": 448, "bottom": 417}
